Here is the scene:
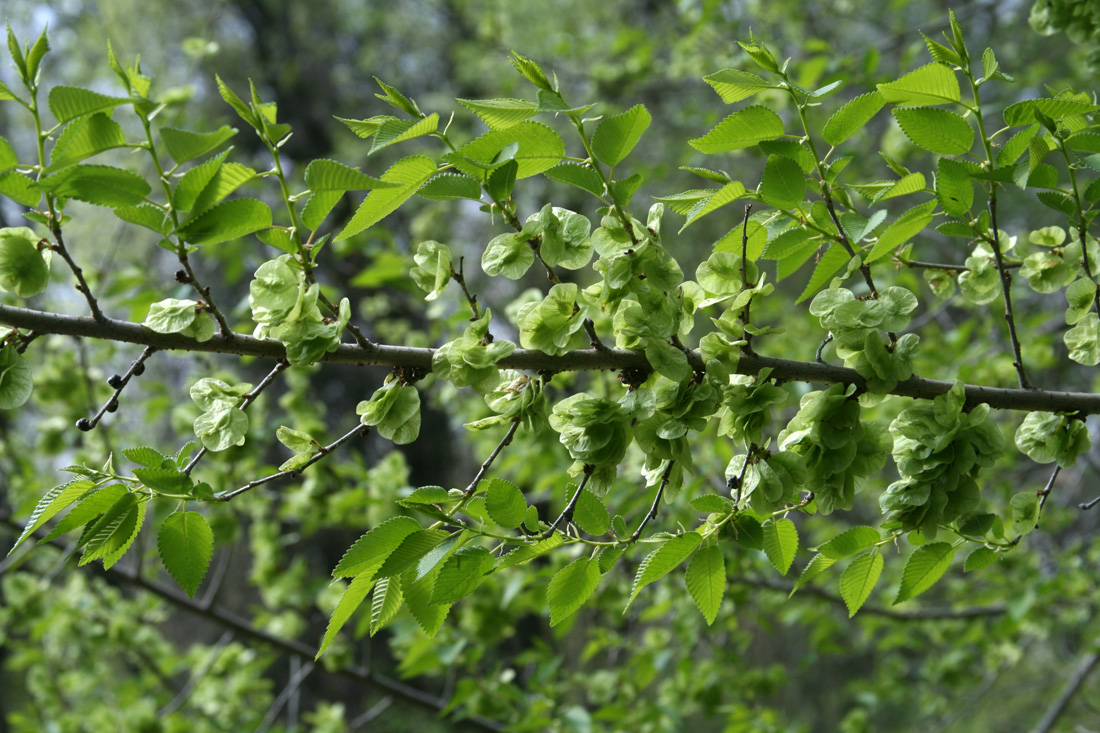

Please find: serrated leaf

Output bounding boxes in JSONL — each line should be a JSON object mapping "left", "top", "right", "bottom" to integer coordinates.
{"left": 176, "top": 198, "right": 272, "bottom": 246}
{"left": 304, "top": 158, "right": 394, "bottom": 192}
{"left": 685, "top": 544, "right": 726, "bottom": 625}
{"left": 336, "top": 155, "right": 436, "bottom": 241}
{"left": 181, "top": 162, "right": 257, "bottom": 221}
{"left": 79, "top": 492, "right": 142, "bottom": 567}
{"left": 865, "top": 200, "right": 937, "bottom": 262}
{"left": 817, "top": 526, "right": 880, "bottom": 560}
{"left": 401, "top": 564, "right": 451, "bottom": 637}
{"left": 894, "top": 542, "right": 955, "bottom": 604}
{"left": 1003, "top": 98, "right": 1100, "bottom": 127}
{"left": 679, "top": 182, "right": 747, "bottom": 231}
{"left": 495, "top": 534, "right": 563, "bottom": 570}
{"left": 892, "top": 107, "right": 973, "bottom": 154}
{"left": 839, "top": 551, "right": 883, "bottom": 617}
{"left": 0, "top": 171, "right": 39, "bottom": 207}
{"left": 543, "top": 162, "right": 604, "bottom": 197}
{"left": 37, "top": 164, "right": 151, "bottom": 207}
{"left": 445, "top": 121, "right": 564, "bottom": 179}
{"left": 373, "top": 529, "right": 449, "bottom": 579}
{"left": 485, "top": 478, "right": 527, "bottom": 529}
{"left": 573, "top": 489, "right": 610, "bottom": 535}
{"left": 368, "top": 576, "right": 403, "bottom": 635}
{"left": 122, "top": 446, "right": 169, "bottom": 468}
{"left": 40, "top": 484, "right": 126, "bottom": 543}
{"left": 689, "top": 106, "right": 784, "bottom": 153}
{"left": 316, "top": 573, "right": 374, "bottom": 658}
{"left": 591, "top": 104, "right": 651, "bottom": 167}
{"left": 431, "top": 547, "right": 494, "bottom": 604}
{"left": 8, "top": 479, "right": 94, "bottom": 554}
{"left": 997, "top": 125, "right": 1038, "bottom": 167}
{"left": 48, "top": 113, "right": 127, "bottom": 171}
{"left": 114, "top": 203, "right": 171, "bottom": 235}
{"left": 690, "top": 495, "right": 735, "bottom": 513}
{"left": 156, "top": 511, "right": 213, "bottom": 597}
{"left": 823, "top": 92, "right": 885, "bottom": 146}
{"left": 47, "top": 85, "right": 129, "bottom": 123}
{"left": 160, "top": 126, "right": 237, "bottom": 165}
{"left": 369, "top": 114, "right": 439, "bottom": 155}
{"left": 759, "top": 155, "right": 805, "bottom": 209}
{"left": 417, "top": 173, "right": 483, "bottom": 201}
{"left": 761, "top": 517, "right": 798, "bottom": 575}
{"left": 548, "top": 556, "right": 601, "bottom": 626}
{"left": 964, "top": 546, "right": 998, "bottom": 572}
{"left": 703, "top": 68, "right": 773, "bottom": 103}
{"left": 458, "top": 97, "right": 537, "bottom": 129}
{"left": 628, "top": 532, "right": 702, "bottom": 606}
{"left": 332, "top": 516, "right": 422, "bottom": 578}
{"left": 301, "top": 191, "right": 342, "bottom": 231}
{"left": 796, "top": 244, "right": 849, "bottom": 303}
{"left": 936, "top": 158, "right": 974, "bottom": 217}
{"left": 791, "top": 552, "right": 837, "bottom": 595}
{"left": 877, "top": 63, "right": 960, "bottom": 106}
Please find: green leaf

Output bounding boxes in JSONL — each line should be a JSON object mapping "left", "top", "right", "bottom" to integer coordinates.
{"left": 481, "top": 231, "right": 534, "bottom": 279}
{"left": 495, "top": 534, "right": 563, "bottom": 570}
{"left": 374, "top": 529, "right": 449, "bottom": 579}
{"left": 509, "top": 51, "right": 554, "bottom": 91}
{"left": 373, "top": 77, "right": 422, "bottom": 117}
{"left": 823, "top": 92, "right": 886, "bottom": 146}
{"left": 964, "top": 546, "right": 999, "bottom": 572}
{"left": 336, "top": 155, "right": 436, "bottom": 241}
{"left": 894, "top": 542, "right": 955, "bottom": 604}
{"left": 485, "top": 478, "right": 527, "bottom": 529}
{"left": 817, "top": 526, "right": 880, "bottom": 560}
{"left": 1010, "top": 491, "right": 1041, "bottom": 536}
{"left": 369, "top": 114, "right": 439, "bottom": 155}
{"left": 114, "top": 203, "right": 171, "bottom": 236}
{"left": 47, "top": 85, "right": 129, "bottom": 123}
{"left": 936, "top": 158, "right": 975, "bottom": 217}
{"left": 759, "top": 155, "right": 805, "bottom": 209}
{"left": 40, "top": 484, "right": 126, "bottom": 543}
{"left": 997, "top": 125, "right": 1038, "bottom": 166}
{"left": 457, "top": 98, "right": 537, "bottom": 129}
{"left": 417, "top": 173, "right": 483, "bottom": 201}
{"left": 431, "top": 547, "right": 494, "bottom": 604}
{"left": 445, "top": 121, "right": 564, "bottom": 179}
{"left": 573, "top": 489, "right": 610, "bottom": 536}
{"left": 368, "top": 576, "right": 403, "bottom": 635}
{"left": 333, "top": 516, "right": 422, "bottom": 579}
{"left": 865, "top": 201, "right": 937, "bottom": 262}
{"left": 548, "top": 556, "right": 601, "bottom": 626}
{"left": 37, "top": 164, "right": 151, "bottom": 207}
{"left": 79, "top": 492, "right": 143, "bottom": 568}
{"left": 689, "top": 106, "right": 784, "bottom": 153}
{"left": 1003, "top": 98, "right": 1100, "bottom": 127}
{"left": 591, "top": 104, "right": 651, "bottom": 167}
{"left": 8, "top": 479, "right": 94, "bottom": 553}
{"left": 543, "top": 162, "right": 604, "bottom": 197}
{"left": 877, "top": 63, "right": 960, "bottom": 106}
{"left": 0, "top": 227, "right": 49, "bottom": 298}
{"left": 176, "top": 198, "right": 272, "bottom": 246}
{"left": 791, "top": 553, "right": 837, "bottom": 595}
{"left": 628, "top": 532, "right": 702, "bottom": 606}
{"left": 892, "top": 107, "right": 973, "bottom": 154}
{"left": 839, "top": 551, "right": 883, "bottom": 617}
{"left": 160, "top": 126, "right": 237, "bottom": 165}
{"left": 0, "top": 171, "right": 39, "bottom": 207}
{"left": 317, "top": 573, "right": 374, "bottom": 658}
{"left": 48, "top": 113, "right": 127, "bottom": 171}
{"left": 679, "top": 182, "right": 747, "bottom": 231}
{"left": 401, "top": 564, "right": 452, "bottom": 638}
{"left": 703, "top": 68, "right": 773, "bottom": 103}
{"left": 157, "top": 511, "right": 214, "bottom": 598}
{"left": 685, "top": 544, "right": 726, "bottom": 625}
{"left": 304, "top": 158, "right": 394, "bottom": 192}
{"left": 761, "top": 517, "right": 798, "bottom": 575}
{"left": 796, "top": 244, "right": 849, "bottom": 303}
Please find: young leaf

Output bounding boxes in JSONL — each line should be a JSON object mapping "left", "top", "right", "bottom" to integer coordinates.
{"left": 401, "top": 564, "right": 451, "bottom": 637}
{"left": 485, "top": 478, "right": 527, "bottom": 529}
{"left": 431, "top": 547, "right": 494, "bottom": 604}
{"left": 317, "top": 573, "right": 374, "bottom": 658}
{"left": 689, "top": 106, "right": 784, "bottom": 153}
{"left": 41, "top": 484, "right": 127, "bottom": 543}
{"left": 685, "top": 544, "right": 726, "bottom": 625}
{"left": 839, "top": 551, "right": 883, "bottom": 617}
{"left": 457, "top": 98, "right": 538, "bottom": 129}
{"left": 304, "top": 158, "right": 394, "bottom": 192}
{"left": 79, "top": 492, "right": 143, "bottom": 568}
{"left": 761, "top": 517, "right": 799, "bottom": 575}
{"left": 703, "top": 68, "right": 773, "bottom": 103}
{"left": 176, "top": 198, "right": 272, "bottom": 246}
{"left": 369, "top": 576, "right": 404, "bottom": 635}
{"left": 628, "top": 532, "right": 702, "bottom": 606}
{"left": 47, "top": 86, "right": 129, "bottom": 123}
{"left": 892, "top": 107, "right": 973, "bottom": 155}
{"left": 495, "top": 534, "right": 563, "bottom": 570}
{"left": 543, "top": 162, "right": 604, "bottom": 197}
{"left": 816, "top": 526, "right": 880, "bottom": 560}
{"left": 332, "top": 516, "right": 422, "bottom": 578}
{"left": 865, "top": 201, "right": 937, "bottom": 262}
{"left": 573, "top": 489, "right": 611, "bottom": 536}
{"left": 822, "top": 92, "right": 885, "bottom": 146}
{"left": 47, "top": 113, "right": 127, "bottom": 171}
{"left": 548, "top": 556, "right": 601, "bottom": 627}
{"left": 156, "top": 511, "right": 214, "bottom": 598}
{"left": 445, "top": 121, "right": 564, "bottom": 179}
{"left": 759, "top": 155, "right": 805, "bottom": 209}
{"left": 877, "top": 63, "right": 961, "bottom": 106}
{"left": 336, "top": 155, "right": 436, "bottom": 241}
{"left": 36, "top": 164, "right": 151, "bottom": 207}
{"left": 791, "top": 552, "right": 837, "bottom": 595}
{"left": 894, "top": 542, "right": 955, "bottom": 604}
{"left": 373, "top": 529, "right": 449, "bottom": 579}
{"left": 160, "top": 126, "right": 237, "bottom": 165}
{"left": 964, "top": 546, "right": 999, "bottom": 572}
{"left": 8, "top": 479, "right": 94, "bottom": 553}
{"left": 591, "top": 104, "right": 651, "bottom": 167}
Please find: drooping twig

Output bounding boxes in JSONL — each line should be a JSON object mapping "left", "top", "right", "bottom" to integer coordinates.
{"left": 48, "top": 226, "right": 105, "bottom": 322}
{"left": 451, "top": 257, "right": 481, "bottom": 321}
{"left": 76, "top": 346, "right": 158, "bottom": 432}
{"left": 631, "top": 461, "right": 675, "bottom": 542}
{"left": 7, "top": 303, "right": 1100, "bottom": 414}
{"left": 215, "top": 423, "right": 369, "bottom": 501}
{"left": 463, "top": 417, "right": 521, "bottom": 496}
{"left": 184, "top": 360, "right": 290, "bottom": 475}
{"left": 542, "top": 465, "right": 594, "bottom": 538}
{"left": 987, "top": 197, "right": 1031, "bottom": 389}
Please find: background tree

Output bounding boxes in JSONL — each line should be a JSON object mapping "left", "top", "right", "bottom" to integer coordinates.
{"left": 1, "top": 1, "right": 1099, "bottom": 732}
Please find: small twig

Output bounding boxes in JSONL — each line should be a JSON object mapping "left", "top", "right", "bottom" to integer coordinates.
{"left": 1036, "top": 464, "right": 1062, "bottom": 527}
{"left": 317, "top": 289, "right": 375, "bottom": 352}
{"left": 1075, "top": 225, "right": 1100, "bottom": 319}
{"left": 987, "top": 196, "right": 1031, "bottom": 389}
{"left": 739, "top": 204, "right": 755, "bottom": 353}
{"left": 350, "top": 697, "right": 393, "bottom": 729}
{"left": 76, "top": 346, "right": 158, "bottom": 432}
{"left": 451, "top": 257, "right": 481, "bottom": 321}
{"left": 631, "top": 461, "right": 675, "bottom": 542}
{"left": 541, "top": 465, "right": 594, "bottom": 538}
{"left": 583, "top": 318, "right": 607, "bottom": 351}
{"left": 1079, "top": 495, "right": 1100, "bottom": 511}
{"left": 815, "top": 333, "right": 834, "bottom": 363}
{"left": 463, "top": 418, "right": 521, "bottom": 496}
{"left": 1029, "top": 649, "right": 1100, "bottom": 733}
{"left": 184, "top": 360, "right": 290, "bottom": 475}
{"left": 48, "top": 227, "right": 105, "bottom": 322}
{"left": 215, "top": 424, "right": 368, "bottom": 500}
{"left": 727, "top": 449, "right": 756, "bottom": 507}
{"left": 256, "top": 657, "right": 316, "bottom": 733}
{"left": 175, "top": 247, "right": 234, "bottom": 339}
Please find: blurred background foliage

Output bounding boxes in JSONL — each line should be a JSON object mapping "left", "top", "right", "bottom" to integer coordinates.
{"left": 1, "top": 0, "right": 1099, "bottom": 731}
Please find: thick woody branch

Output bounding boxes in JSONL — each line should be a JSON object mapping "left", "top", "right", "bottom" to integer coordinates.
{"left": 4, "top": 303, "right": 1100, "bottom": 414}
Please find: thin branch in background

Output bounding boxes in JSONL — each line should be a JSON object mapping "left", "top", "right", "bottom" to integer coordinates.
{"left": 215, "top": 423, "right": 369, "bottom": 500}
{"left": 451, "top": 257, "right": 481, "bottom": 321}
{"left": 1029, "top": 650, "right": 1100, "bottom": 733}
{"left": 1079, "top": 495, "right": 1100, "bottom": 511}
{"left": 542, "top": 465, "right": 594, "bottom": 538}
{"left": 1036, "top": 464, "right": 1062, "bottom": 526}
{"left": 184, "top": 359, "right": 290, "bottom": 475}
{"left": 48, "top": 226, "right": 105, "bottom": 322}
{"left": 463, "top": 418, "right": 521, "bottom": 496}
{"left": 987, "top": 196, "right": 1031, "bottom": 389}
{"left": 76, "top": 346, "right": 158, "bottom": 432}
{"left": 174, "top": 248, "right": 235, "bottom": 339}
{"left": 158, "top": 631, "right": 234, "bottom": 717}
{"left": 199, "top": 543, "right": 233, "bottom": 611}
{"left": 350, "top": 697, "right": 393, "bottom": 729}
{"left": 631, "top": 461, "right": 675, "bottom": 541}
{"left": 256, "top": 656, "right": 315, "bottom": 733}
{"left": 739, "top": 204, "right": 755, "bottom": 353}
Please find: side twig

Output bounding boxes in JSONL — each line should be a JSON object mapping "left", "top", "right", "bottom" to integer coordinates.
{"left": 542, "top": 465, "right": 594, "bottom": 538}
{"left": 49, "top": 226, "right": 105, "bottom": 322}
{"left": 631, "top": 461, "right": 675, "bottom": 541}
{"left": 463, "top": 418, "right": 521, "bottom": 496}
{"left": 987, "top": 196, "right": 1031, "bottom": 389}
{"left": 76, "top": 346, "right": 158, "bottom": 432}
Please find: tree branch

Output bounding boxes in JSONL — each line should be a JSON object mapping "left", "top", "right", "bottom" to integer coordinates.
{"left": 5, "top": 303, "right": 1100, "bottom": 413}
{"left": 1029, "top": 649, "right": 1100, "bottom": 733}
